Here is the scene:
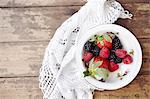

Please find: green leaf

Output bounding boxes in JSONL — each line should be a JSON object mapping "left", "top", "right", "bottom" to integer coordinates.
{"left": 104, "top": 34, "right": 112, "bottom": 43}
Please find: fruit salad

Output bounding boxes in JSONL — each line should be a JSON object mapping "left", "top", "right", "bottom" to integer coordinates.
{"left": 82, "top": 32, "right": 133, "bottom": 82}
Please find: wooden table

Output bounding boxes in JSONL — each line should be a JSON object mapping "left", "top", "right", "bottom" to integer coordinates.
{"left": 0, "top": 0, "right": 149, "bottom": 99}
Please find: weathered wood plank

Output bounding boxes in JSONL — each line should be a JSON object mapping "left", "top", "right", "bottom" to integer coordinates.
{"left": 0, "top": 41, "right": 48, "bottom": 77}
{"left": 0, "top": 3, "right": 149, "bottom": 43}
{"left": 0, "top": 39, "right": 149, "bottom": 77}
{"left": 0, "top": 77, "right": 42, "bottom": 99}
{"left": 0, "top": 6, "right": 79, "bottom": 42}
{"left": 0, "top": 75, "right": 149, "bottom": 99}
{"left": 0, "top": 0, "right": 149, "bottom": 7}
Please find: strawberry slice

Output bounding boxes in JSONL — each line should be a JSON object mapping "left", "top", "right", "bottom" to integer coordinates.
{"left": 94, "top": 56, "right": 109, "bottom": 69}
{"left": 103, "top": 39, "right": 112, "bottom": 49}
{"left": 109, "top": 61, "right": 119, "bottom": 72}
{"left": 100, "top": 59, "right": 109, "bottom": 69}
{"left": 97, "top": 42, "right": 103, "bottom": 48}
{"left": 83, "top": 51, "right": 93, "bottom": 62}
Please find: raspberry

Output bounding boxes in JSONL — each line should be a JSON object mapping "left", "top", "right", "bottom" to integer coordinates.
{"left": 123, "top": 55, "right": 133, "bottom": 64}
{"left": 99, "top": 47, "right": 110, "bottom": 58}
{"left": 109, "top": 61, "right": 119, "bottom": 72}
{"left": 83, "top": 51, "right": 93, "bottom": 62}
{"left": 115, "top": 49, "right": 127, "bottom": 58}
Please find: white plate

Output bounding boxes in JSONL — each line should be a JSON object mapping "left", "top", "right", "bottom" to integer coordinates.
{"left": 76, "top": 24, "right": 142, "bottom": 90}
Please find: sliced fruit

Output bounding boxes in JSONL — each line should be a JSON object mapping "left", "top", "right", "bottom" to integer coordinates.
{"left": 109, "top": 61, "right": 119, "bottom": 72}
{"left": 115, "top": 49, "right": 127, "bottom": 58}
{"left": 123, "top": 55, "right": 133, "bottom": 64}
{"left": 83, "top": 51, "right": 93, "bottom": 62}
{"left": 103, "top": 39, "right": 112, "bottom": 49}
{"left": 99, "top": 59, "right": 109, "bottom": 69}
{"left": 99, "top": 47, "right": 110, "bottom": 58}
{"left": 94, "top": 56, "right": 109, "bottom": 69}
{"left": 97, "top": 42, "right": 103, "bottom": 48}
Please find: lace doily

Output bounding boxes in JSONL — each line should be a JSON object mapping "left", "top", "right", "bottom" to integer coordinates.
{"left": 39, "top": 0, "right": 132, "bottom": 99}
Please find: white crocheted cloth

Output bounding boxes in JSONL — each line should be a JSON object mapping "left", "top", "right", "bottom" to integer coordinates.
{"left": 39, "top": 0, "right": 132, "bottom": 99}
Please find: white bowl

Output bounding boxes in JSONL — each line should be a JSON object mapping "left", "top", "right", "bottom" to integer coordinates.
{"left": 76, "top": 24, "right": 142, "bottom": 90}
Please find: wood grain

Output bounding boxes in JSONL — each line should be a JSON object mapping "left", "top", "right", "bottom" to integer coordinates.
{"left": 0, "top": 0, "right": 149, "bottom": 7}
{"left": 0, "top": 3, "right": 149, "bottom": 43}
{"left": 0, "top": 77, "right": 42, "bottom": 99}
{"left": 0, "top": 75, "right": 149, "bottom": 99}
{"left": 0, "top": 41, "right": 48, "bottom": 77}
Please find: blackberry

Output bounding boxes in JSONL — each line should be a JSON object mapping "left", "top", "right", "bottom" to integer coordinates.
{"left": 84, "top": 41, "right": 93, "bottom": 52}
{"left": 108, "top": 51, "right": 122, "bottom": 64}
{"left": 84, "top": 41, "right": 100, "bottom": 56}
{"left": 115, "top": 57, "right": 122, "bottom": 63}
{"left": 108, "top": 51, "right": 116, "bottom": 61}
{"left": 91, "top": 44, "right": 100, "bottom": 56}
{"left": 112, "top": 36, "right": 123, "bottom": 50}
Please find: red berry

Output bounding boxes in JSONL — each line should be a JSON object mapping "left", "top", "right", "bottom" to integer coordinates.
{"left": 97, "top": 42, "right": 103, "bottom": 48}
{"left": 94, "top": 56, "right": 103, "bottom": 62}
{"left": 103, "top": 39, "right": 112, "bottom": 49}
{"left": 99, "top": 47, "right": 110, "bottom": 58}
{"left": 115, "top": 49, "right": 127, "bottom": 58}
{"left": 100, "top": 59, "right": 109, "bottom": 69}
{"left": 123, "top": 55, "right": 133, "bottom": 64}
{"left": 109, "top": 61, "right": 119, "bottom": 72}
{"left": 83, "top": 51, "right": 93, "bottom": 62}
{"left": 94, "top": 56, "right": 109, "bottom": 69}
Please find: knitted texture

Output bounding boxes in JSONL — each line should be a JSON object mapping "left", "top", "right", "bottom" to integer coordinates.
{"left": 39, "top": 0, "right": 132, "bottom": 99}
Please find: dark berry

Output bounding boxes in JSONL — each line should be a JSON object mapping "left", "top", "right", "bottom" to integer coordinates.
{"left": 84, "top": 41, "right": 93, "bottom": 52}
{"left": 108, "top": 51, "right": 116, "bottom": 61}
{"left": 115, "top": 57, "right": 122, "bottom": 63}
{"left": 112, "top": 36, "right": 123, "bottom": 50}
{"left": 91, "top": 45, "right": 100, "bottom": 56}
{"left": 108, "top": 51, "right": 122, "bottom": 64}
